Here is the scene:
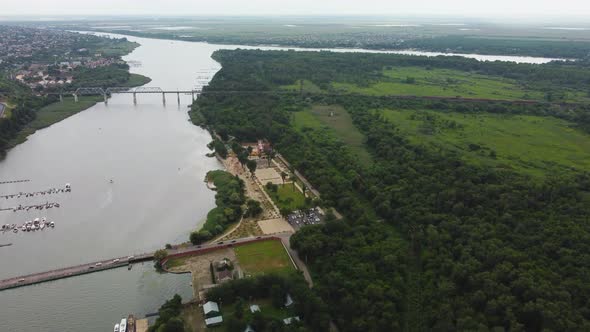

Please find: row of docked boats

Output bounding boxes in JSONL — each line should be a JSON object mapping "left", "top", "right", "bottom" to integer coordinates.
{"left": 0, "top": 217, "right": 55, "bottom": 234}
{"left": 114, "top": 315, "right": 136, "bottom": 332}
{"left": 1, "top": 183, "right": 71, "bottom": 200}
{"left": 3, "top": 202, "right": 61, "bottom": 212}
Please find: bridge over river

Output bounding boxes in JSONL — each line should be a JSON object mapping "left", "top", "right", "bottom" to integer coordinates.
{"left": 0, "top": 234, "right": 286, "bottom": 291}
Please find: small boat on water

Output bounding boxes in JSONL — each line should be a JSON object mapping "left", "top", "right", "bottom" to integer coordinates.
{"left": 120, "top": 318, "right": 127, "bottom": 332}
{"left": 127, "top": 314, "right": 136, "bottom": 332}
{"left": 114, "top": 323, "right": 119, "bottom": 332}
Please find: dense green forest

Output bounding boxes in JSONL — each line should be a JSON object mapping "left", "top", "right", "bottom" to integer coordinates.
{"left": 205, "top": 50, "right": 590, "bottom": 102}
{"left": 207, "top": 273, "right": 330, "bottom": 331}
{"left": 190, "top": 170, "right": 246, "bottom": 245}
{"left": 0, "top": 78, "right": 59, "bottom": 157}
{"left": 193, "top": 50, "right": 590, "bottom": 331}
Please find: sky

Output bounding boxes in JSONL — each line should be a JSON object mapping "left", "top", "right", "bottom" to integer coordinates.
{"left": 2, "top": 0, "right": 590, "bottom": 19}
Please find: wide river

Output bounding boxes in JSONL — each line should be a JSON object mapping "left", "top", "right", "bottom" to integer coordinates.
{"left": 0, "top": 33, "right": 558, "bottom": 332}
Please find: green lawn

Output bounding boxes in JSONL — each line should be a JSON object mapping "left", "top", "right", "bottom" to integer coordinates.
{"left": 293, "top": 105, "right": 373, "bottom": 165}
{"left": 378, "top": 109, "right": 590, "bottom": 177}
{"left": 234, "top": 240, "right": 295, "bottom": 275}
{"left": 7, "top": 96, "right": 101, "bottom": 147}
{"left": 281, "top": 79, "right": 323, "bottom": 94}
{"left": 332, "top": 66, "right": 547, "bottom": 101}
{"left": 266, "top": 184, "right": 306, "bottom": 212}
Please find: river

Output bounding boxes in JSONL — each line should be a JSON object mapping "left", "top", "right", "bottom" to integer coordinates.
{"left": 0, "top": 33, "right": 558, "bottom": 332}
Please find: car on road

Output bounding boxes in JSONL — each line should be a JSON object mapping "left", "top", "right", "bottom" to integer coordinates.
{"left": 112, "top": 259, "right": 120, "bottom": 263}
{"left": 18, "top": 278, "right": 25, "bottom": 282}
{"left": 95, "top": 262, "right": 102, "bottom": 267}
{"left": 231, "top": 240, "right": 236, "bottom": 243}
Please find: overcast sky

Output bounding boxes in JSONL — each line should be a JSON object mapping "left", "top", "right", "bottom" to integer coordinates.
{"left": 2, "top": 0, "right": 590, "bottom": 19}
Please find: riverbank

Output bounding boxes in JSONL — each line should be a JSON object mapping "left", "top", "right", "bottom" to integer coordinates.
{"left": 4, "top": 73, "right": 150, "bottom": 152}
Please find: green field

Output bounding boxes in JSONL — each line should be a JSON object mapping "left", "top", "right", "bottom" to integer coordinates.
{"left": 293, "top": 105, "right": 373, "bottom": 164}
{"left": 332, "top": 66, "right": 548, "bottom": 100}
{"left": 266, "top": 184, "right": 306, "bottom": 212}
{"left": 7, "top": 96, "right": 101, "bottom": 147}
{"left": 234, "top": 240, "right": 294, "bottom": 275}
{"left": 378, "top": 109, "right": 590, "bottom": 177}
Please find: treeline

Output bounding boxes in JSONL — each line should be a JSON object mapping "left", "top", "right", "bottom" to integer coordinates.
{"left": 0, "top": 93, "right": 58, "bottom": 157}
{"left": 207, "top": 49, "right": 590, "bottom": 100}
{"left": 397, "top": 35, "right": 590, "bottom": 59}
{"left": 194, "top": 50, "right": 590, "bottom": 330}
{"left": 148, "top": 294, "right": 185, "bottom": 332}
{"left": 69, "top": 64, "right": 134, "bottom": 89}
{"left": 207, "top": 273, "right": 330, "bottom": 331}
{"left": 190, "top": 170, "right": 245, "bottom": 244}
{"left": 102, "top": 28, "right": 590, "bottom": 59}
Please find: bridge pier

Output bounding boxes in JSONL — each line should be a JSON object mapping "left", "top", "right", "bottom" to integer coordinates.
{"left": 73, "top": 94, "right": 78, "bottom": 103}
{"left": 177, "top": 92, "right": 180, "bottom": 105}
{"left": 103, "top": 93, "right": 108, "bottom": 104}
{"left": 133, "top": 92, "right": 137, "bottom": 105}
{"left": 162, "top": 92, "right": 166, "bottom": 105}
{"left": 191, "top": 92, "right": 195, "bottom": 103}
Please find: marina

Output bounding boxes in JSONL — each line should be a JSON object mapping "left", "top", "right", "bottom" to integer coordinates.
{"left": 1, "top": 217, "right": 56, "bottom": 235}
{"left": 0, "top": 201, "right": 61, "bottom": 212}
{"left": 1, "top": 183, "right": 71, "bottom": 200}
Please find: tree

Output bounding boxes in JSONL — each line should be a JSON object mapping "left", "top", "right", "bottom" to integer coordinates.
{"left": 268, "top": 149, "right": 277, "bottom": 167}
{"left": 245, "top": 199, "right": 263, "bottom": 217}
{"left": 157, "top": 317, "right": 184, "bottom": 332}
{"left": 246, "top": 159, "right": 257, "bottom": 178}
{"left": 153, "top": 249, "right": 168, "bottom": 271}
{"left": 190, "top": 230, "right": 211, "bottom": 245}
{"left": 237, "top": 150, "right": 249, "bottom": 170}
{"left": 270, "top": 284, "right": 285, "bottom": 308}
{"left": 235, "top": 297, "right": 245, "bottom": 319}
{"left": 281, "top": 171, "right": 288, "bottom": 184}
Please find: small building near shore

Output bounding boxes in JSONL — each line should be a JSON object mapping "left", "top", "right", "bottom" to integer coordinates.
{"left": 203, "top": 301, "right": 220, "bottom": 318}
{"left": 205, "top": 316, "right": 223, "bottom": 327}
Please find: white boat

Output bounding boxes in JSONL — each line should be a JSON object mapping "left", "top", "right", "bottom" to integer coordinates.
{"left": 33, "top": 218, "right": 40, "bottom": 224}
{"left": 114, "top": 323, "right": 119, "bottom": 332}
{"left": 120, "top": 318, "right": 127, "bottom": 332}
{"left": 40, "top": 224, "right": 45, "bottom": 230}
{"left": 49, "top": 222, "right": 55, "bottom": 228}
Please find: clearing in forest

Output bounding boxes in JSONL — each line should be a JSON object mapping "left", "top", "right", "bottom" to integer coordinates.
{"left": 293, "top": 105, "right": 373, "bottom": 165}
{"left": 378, "top": 109, "right": 590, "bottom": 177}
{"left": 234, "top": 240, "right": 295, "bottom": 276}
{"left": 332, "top": 66, "right": 548, "bottom": 101}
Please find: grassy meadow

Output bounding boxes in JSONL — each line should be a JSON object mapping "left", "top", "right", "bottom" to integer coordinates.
{"left": 378, "top": 109, "right": 590, "bottom": 177}
{"left": 234, "top": 240, "right": 294, "bottom": 276}
{"left": 333, "top": 66, "right": 546, "bottom": 100}
{"left": 293, "top": 105, "right": 373, "bottom": 165}
{"left": 266, "top": 183, "right": 306, "bottom": 212}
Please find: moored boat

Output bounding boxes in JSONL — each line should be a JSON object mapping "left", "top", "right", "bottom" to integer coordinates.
{"left": 114, "top": 323, "right": 119, "bottom": 332}
{"left": 120, "top": 318, "right": 127, "bottom": 332}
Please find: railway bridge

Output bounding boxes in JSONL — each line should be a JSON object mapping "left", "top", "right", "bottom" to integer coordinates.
{"left": 51, "top": 87, "right": 202, "bottom": 105}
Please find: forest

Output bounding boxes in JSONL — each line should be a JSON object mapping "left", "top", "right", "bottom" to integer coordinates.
{"left": 190, "top": 170, "right": 246, "bottom": 245}
{"left": 193, "top": 50, "right": 590, "bottom": 331}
